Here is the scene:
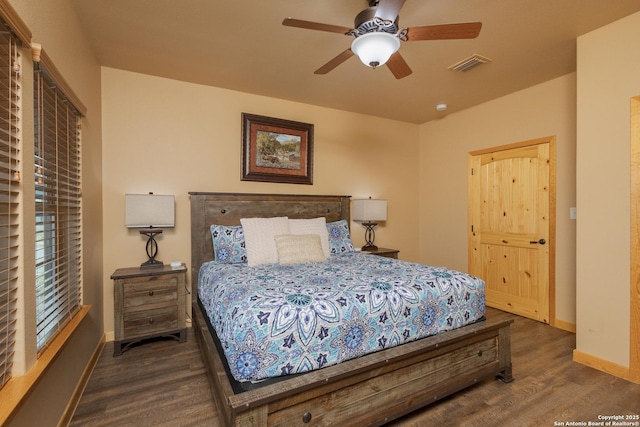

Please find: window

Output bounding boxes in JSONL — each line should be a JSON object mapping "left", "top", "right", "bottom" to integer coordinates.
{"left": 34, "top": 59, "right": 82, "bottom": 352}
{"left": 0, "top": 18, "right": 21, "bottom": 390}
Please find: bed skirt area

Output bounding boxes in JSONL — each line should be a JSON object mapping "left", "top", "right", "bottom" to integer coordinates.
{"left": 193, "top": 296, "right": 513, "bottom": 427}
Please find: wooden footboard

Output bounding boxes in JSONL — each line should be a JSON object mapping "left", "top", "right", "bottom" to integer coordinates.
{"left": 193, "top": 301, "right": 513, "bottom": 427}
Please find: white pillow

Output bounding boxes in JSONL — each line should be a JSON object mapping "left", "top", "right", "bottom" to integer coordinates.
{"left": 288, "top": 217, "right": 330, "bottom": 258}
{"left": 240, "top": 217, "right": 290, "bottom": 267}
{"left": 274, "top": 234, "right": 326, "bottom": 265}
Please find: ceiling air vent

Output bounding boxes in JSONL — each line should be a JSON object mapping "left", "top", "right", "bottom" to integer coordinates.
{"left": 448, "top": 54, "right": 491, "bottom": 72}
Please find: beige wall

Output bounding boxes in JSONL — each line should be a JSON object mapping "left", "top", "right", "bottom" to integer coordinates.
{"left": 7, "top": 0, "right": 103, "bottom": 426}
{"left": 418, "top": 74, "right": 578, "bottom": 326}
{"left": 576, "top": 11, "right": 640, "bottom": 368}
{"left": 101, "top": 67, "right": 420, "bottom": 338}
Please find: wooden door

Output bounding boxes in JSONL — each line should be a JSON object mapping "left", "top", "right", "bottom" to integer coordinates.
{"left": 468, "top": 138, "right": 555, "bottom": 324}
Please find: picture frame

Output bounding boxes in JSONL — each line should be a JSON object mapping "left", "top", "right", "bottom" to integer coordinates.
{"left": 241, "top": 113, "right": 314, "bottom": 185}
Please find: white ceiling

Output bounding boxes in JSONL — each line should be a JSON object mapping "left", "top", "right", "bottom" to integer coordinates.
{"left": 70, "top": 0, "right": 640, "bottom": 124}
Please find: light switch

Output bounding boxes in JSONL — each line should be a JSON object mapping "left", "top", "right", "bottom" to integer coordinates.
{"left": 569, "top": 207, "right": 577, "bottom": 220}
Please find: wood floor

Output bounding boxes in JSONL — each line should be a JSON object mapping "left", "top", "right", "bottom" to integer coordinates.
{"left": 70, "top": 308, "right": 640, "bottom": 426}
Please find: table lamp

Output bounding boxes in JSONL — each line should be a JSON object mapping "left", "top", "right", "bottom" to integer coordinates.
{"left": 125, "top": 193, "right": 175, "bottom": 268}
{"left": 352, "top": 197, "right": 387, "bottom": 251}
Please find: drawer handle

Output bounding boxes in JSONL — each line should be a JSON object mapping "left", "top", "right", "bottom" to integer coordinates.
{"left": 148, "top": 318, "right": 154, "bottom": 324}
{"left": 148, "top": 290, "right": 154, "bottom": 296}
{"left": 477, "top": 350, "right": 483, "bottom": 357}
{"left": 302, "top": 412, "right": 312, "bottom": 423}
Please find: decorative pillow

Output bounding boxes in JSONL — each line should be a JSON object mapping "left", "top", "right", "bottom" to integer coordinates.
{"left": 326, "top": 220, "right": 355, "bottom": 255}
{"left": 240, "top": 217, "right": 290, "bottom": 267}
{"left": 274, "top": 234, "right": 326, "bottom": 265}
{"left": 210, "top": 224, "right": 246, "bottom": 264}
{"left": 288, "top": 217, "right": 331, "bottom": 258}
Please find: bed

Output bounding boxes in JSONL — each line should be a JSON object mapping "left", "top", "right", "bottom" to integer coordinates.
{"left": 190, "top": 192, "right": 513, "bottom": 426}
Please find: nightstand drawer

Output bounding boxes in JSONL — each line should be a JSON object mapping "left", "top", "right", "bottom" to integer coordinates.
{"left": 123, "top": 279, "right": 178, "bottom": 310}
{"left": 123, "top": 305, "right": 179, "bottom": 338}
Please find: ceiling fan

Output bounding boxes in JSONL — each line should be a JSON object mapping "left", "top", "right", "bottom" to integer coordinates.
{"left": 282, "top": 0, "right": 482, "bottom": 79}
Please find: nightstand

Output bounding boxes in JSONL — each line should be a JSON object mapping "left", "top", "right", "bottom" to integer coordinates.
{"left": 363, "top": 247, "right": 399, "bottom": 259}
{"left": 111, "top": 264, "right": 187, "bottom": 356}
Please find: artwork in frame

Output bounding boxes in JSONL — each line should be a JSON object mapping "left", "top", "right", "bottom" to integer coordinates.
{"left": 242, "top": 113, "right": 314, "bottom": 185}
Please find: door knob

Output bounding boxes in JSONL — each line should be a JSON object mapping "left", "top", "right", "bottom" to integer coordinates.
{"left": 529, "top": 239, "right": 546, "bottom": 245}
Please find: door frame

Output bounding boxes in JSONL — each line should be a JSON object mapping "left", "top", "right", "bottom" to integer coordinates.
{"left": 630, "top": 96, "right": 640, "bottom": 383}
{"left": 468, "top": 136, "right": 557, "bottom": 326}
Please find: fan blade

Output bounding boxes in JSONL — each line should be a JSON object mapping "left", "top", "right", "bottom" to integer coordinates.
{"left": 282, "top": 18, "right": 352, "bottom": 35}
{"left": 404, "top": 22, "right": 482, "bottom": 41}
{"left": 374, "top": 0, "right": 406, "bottom": 22}
{"left": 315, "top": 49, "right": 355, "bottom": 75}
{"left": 386, "top": 52, "right": 412, "bottom": 79}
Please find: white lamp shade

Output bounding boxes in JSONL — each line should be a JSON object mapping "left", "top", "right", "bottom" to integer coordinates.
{"left": 352, "top": 199, "right": 387, "bottom": 222}
{"left": 351, "top": 32, "right": 400, "bottom": 68}
{"left": 125, "top": 194, "right": 175, "bottom": 228}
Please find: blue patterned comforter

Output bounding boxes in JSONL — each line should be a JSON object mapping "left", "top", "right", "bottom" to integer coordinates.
{"left": 198, "top": 252, "right": 485, "bottom": 383}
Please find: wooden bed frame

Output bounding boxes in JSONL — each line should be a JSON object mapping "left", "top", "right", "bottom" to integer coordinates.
{"left": 189, "top": 192, "right": 513, "bottom": 426}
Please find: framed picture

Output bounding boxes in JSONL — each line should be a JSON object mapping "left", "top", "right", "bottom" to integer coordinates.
{"left": 241, "top": 113, "right": 314, "bottom": 185}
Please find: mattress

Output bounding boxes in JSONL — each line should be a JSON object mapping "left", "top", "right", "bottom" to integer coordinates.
{"left": 198, "top": 251, "right": 485, "bottom": 383}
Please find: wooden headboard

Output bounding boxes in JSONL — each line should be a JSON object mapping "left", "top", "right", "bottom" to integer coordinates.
{"left": 189, "top": 192, "right": 351, "bottom": 299}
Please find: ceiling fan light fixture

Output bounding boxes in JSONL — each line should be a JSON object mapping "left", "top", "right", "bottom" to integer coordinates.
{"left": 351, "top": 32, "right": 400, "bottom": 69}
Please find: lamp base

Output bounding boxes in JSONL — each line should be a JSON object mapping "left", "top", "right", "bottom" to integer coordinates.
{"left": 140, "top": 259, "right": 164, "bottom": 269}
{"left": 361, "top": 222, "right": 378, "bottom": 251}
{"left": 140, "top": 229, "right": 164, "bottom": 269}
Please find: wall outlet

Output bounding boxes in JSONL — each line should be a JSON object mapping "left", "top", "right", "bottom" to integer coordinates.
{"left": 569, "top": 207, "right": 577, "bottom": 220}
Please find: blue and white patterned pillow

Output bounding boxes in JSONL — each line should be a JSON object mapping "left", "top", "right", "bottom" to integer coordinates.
{"left": 326, "top": 220, "right": 355, "bottom": 255}
{"left": 210, "top": 224, "right": 247, "bottom": 263}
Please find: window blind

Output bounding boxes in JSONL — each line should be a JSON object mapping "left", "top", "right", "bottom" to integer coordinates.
{"left": 0, "top": 21, "right": 21, "bottom": 389}
{"left": 34, "top": 61, "right": 82, "bottom": 353}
